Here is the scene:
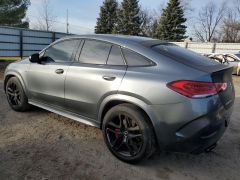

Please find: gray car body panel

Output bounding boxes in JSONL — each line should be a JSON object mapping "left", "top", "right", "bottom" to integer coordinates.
{"left": 4, "top": 34, "right": 235, "bottom": 152}
{"left": 27, "top": 62, "right": 72, "bottom": 108}
{"left": 65, "top": 63, "right": 127, "bottom": 120}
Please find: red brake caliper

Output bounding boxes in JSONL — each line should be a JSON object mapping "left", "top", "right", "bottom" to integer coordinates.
{"left": 115, "top": 129, "right": 121, "bottom": 138}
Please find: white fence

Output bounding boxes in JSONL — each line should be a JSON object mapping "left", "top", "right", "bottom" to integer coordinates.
{"left": 173, "top": 42, "right": 240, "bottom": 54}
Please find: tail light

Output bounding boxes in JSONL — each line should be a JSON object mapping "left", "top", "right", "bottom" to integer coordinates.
{"left": 167, "top": 80, "right": 227, "bottom": 98}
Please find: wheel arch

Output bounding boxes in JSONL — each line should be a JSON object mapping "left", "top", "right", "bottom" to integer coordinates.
{"left": 98, "top": 94, "right": 159, "bottom": 146}
{"left": 4, "top": 72, "right": 27, "bottom": 93}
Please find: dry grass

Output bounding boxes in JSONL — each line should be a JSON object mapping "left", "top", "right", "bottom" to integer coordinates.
{"left": 0, "top": 57, "right": 23, "bottom": 60}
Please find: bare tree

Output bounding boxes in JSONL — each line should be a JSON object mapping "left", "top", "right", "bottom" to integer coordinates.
{"left": 179, "top": 0, "right": 194, "bottom": 39}
{"left": 139, "top": 8, "right": 158, "bottom": 37}
{"left": 222, "top": 10, "right": 240, "bottom": 42}
{"left": 236, "top": 0, "right": 240, "bottom": 15}
{"left": 34, "top": 0, "right": 57, "bottom": 31}
{"left": 180, "top": 0, "right": 193, "bottom": 15}
{"left": 194, "top": 1, "right": 226, "bottom": 42}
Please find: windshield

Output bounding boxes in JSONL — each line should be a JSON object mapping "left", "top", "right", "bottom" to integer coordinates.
{"left": 152, "top": 45, "right": 219, "bottom": 67}
{"left": 235, "top": 54, "right": 240, "bottom": 59}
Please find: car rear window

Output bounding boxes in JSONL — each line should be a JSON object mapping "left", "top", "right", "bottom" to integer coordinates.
{"left": 153, "top": 45, "right": 219, "bottom": 67}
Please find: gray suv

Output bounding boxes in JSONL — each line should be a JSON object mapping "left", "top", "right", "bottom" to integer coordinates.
{"left": 4, "top": 35, "right": 235, "bottom": 163}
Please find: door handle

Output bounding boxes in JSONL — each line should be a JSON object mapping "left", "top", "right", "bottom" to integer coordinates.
{"left": 103, "top": 76, "right": 116, "bottom": 81}
{"left": 55, "top": 69, "right": 64, "bottom": 74}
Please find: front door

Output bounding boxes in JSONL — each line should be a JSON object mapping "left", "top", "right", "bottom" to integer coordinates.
{"left": 27, "top": 39, "right": 80, "bottom": 108}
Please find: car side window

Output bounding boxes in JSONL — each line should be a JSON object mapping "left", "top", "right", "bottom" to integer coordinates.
{"left": 79, "top": 40, "right": 111, "bottom": 65}
{"left": 43, "top": 40, "right": 79, "bottom": 62}
{"left": 107, "top": 45, "right": 125, "bottom": 65}
{"left": 122, "top": 48, "right": 154, "bottom": 66}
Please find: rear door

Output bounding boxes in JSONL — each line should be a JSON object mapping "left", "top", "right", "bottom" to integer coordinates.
{"left": 27, "top": 39, "right": 80, "bottom": 108}
{"left": 65, "top": 40, "right": 127, "bottom": 120}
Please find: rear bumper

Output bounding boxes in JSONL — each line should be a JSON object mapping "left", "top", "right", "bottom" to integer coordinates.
{"left": 149, "top": 96, "right": 234, "bottom": 154}
{"left": 169, "top": 109, "right": 231, "bottom": 154}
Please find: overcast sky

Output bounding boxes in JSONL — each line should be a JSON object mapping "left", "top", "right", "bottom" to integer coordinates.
{"left": 27, "top": 0, "right": 229, "bottom": 35}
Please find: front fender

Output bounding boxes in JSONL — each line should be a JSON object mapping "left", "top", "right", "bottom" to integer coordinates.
{"left": 4, "top": 70, "right": 27, "bottom": 94}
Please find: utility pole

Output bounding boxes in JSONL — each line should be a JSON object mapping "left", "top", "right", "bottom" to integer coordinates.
{"left": 66, "top": 9, "right": 69, "bottom": 34}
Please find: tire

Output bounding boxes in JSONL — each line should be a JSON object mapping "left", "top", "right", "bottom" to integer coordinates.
{"left": 102, "top": 103, "right": 156, "bottom": 163}
{"left": 5, "top": 77, "right": 31, "bottom": 112}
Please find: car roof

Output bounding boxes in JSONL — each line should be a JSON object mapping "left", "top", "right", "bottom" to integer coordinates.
{"left": 61, "top": 34, "right": 170, "bottom": 49}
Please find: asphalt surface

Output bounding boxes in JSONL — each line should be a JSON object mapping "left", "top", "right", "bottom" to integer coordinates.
{"left": 0, "top": 77, "right": 240, "bottom": 180}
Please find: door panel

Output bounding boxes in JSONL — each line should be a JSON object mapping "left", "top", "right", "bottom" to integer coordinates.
{"left": 65, "top": 63, "right": 126, "bottom": 120}
{"left": 27, "top": 62, "right": 71, "bottom": 108}
{"left": 27, "top": 39, "right": 81, "bottom": 108}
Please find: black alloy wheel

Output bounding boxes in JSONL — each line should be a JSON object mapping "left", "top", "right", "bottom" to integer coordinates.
{"left": 6, "top": 81, "right": 21, "bottom": 106}
{"left": 6, "top": 77, "right": 30, "bottom": 112}
{"left": 102, "top": 104, "right": 156, "bottom": 163}
{"left": 105, "top": 113, "right": 143, "bottom": 157}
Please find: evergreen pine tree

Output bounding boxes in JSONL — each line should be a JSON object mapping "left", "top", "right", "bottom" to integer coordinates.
{"left": 0, "top": 0, "right": 30, "bottom": 28}
{"left": 113, "top": 0, "right": 142, "bottom": 35}
{"left": 95, "top": 0, "right": 118, "bottom": 34}
{"left": 113, "top": 6, "right": 124, "bottom": 34}
{"left": 155, "top": 0, "right": 187, "bottom": 41}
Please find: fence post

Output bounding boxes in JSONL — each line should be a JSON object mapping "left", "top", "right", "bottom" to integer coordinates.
{"left": 212, "top": 43, "right": 216, "bottom": 53}
{"left": 52, "top": 32, "right": 56, "bottom": 42}
{"left": 185, "top": 42, "right": 189, "bottom": 49}
{"left": 19, "top": 30, "right": 23, "bottom": 59}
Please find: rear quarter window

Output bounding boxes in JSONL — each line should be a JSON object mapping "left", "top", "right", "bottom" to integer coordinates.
{"left": 122, "top": 48, "right": 154, "bottom": 66}
{"left": 153, "top": 45, "right": 219, "bottom": 67}
{"left": 107, "top": 45, "right": 125, "bottom": 65}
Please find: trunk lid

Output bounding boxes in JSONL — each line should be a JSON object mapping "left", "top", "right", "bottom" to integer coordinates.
{"left": 211, "top": 67, "right": 235, "bottom": 109}
{"left": 151, "top": 43, "right": 235, "bottom": 108}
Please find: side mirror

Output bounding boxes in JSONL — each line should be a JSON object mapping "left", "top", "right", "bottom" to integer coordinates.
{"left": 29, "top": 53, "right": 40, "bottom": 63}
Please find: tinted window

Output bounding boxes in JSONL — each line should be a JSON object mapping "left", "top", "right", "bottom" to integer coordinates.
{"left": 107, "top": 45, "right": 125, "bottom": 65}
{"left": 153, "top": 45, "right": 219, "bottom": 66}
{"left": 44, "top": 40, "right": 79, "bottom": 62}
{"left": 79, "top": 40, "right": 111, "bottom": 64}
{"left": 122, "top": 48, "right": 153, "bottom": 66}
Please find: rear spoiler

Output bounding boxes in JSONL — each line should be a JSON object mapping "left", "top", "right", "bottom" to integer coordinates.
{"left": 200, "top": 64, "right": 234, "bottom": 73}
{"left": 141, "top": 40, "right": 175, "bottom": 48}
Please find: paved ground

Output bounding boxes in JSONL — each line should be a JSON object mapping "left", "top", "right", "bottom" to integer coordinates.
{"left": 0, "top": 61, "right": 240, "bottom": 180}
